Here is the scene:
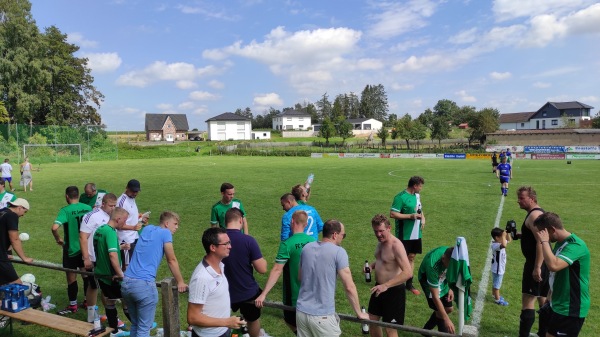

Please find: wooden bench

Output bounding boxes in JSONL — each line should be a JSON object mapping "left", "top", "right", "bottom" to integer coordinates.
{"left": 0, "top": 308, "right": 112, "bottom": 336}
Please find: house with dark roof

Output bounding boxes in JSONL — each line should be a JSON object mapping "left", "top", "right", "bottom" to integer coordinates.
{"left": 145, "top": 114, "right": 189, "bottom": 141}
{"left": 499, "top": 101, "right": 594, "bottom": 130}
{"left": 272, "top": 109, "right": 312, "bottom": 131}
{"left": 205, "top": 112, "right": 251, "bottom": 141}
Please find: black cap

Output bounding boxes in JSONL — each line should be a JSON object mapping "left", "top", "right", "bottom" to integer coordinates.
{"left": 127, "top": 179, "right": 141, "bottom": 192}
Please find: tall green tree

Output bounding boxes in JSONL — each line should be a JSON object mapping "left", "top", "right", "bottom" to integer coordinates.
{"left": 359, "top": 84, "right": 388, "bottom": 121}
{"left": 433, "top": 99, "right": 460, "bottom": 123}
{"left": 376, "top": 126, "right": 388, "bottom": 147}
{"left": 335, "top": 116, "right": 353, "bottom": 144}
{"left": 316, "top": 93, "right": 332, "bottom": 121}
{"left": 430, "top": 117, "right": 451, "bottom": 146}
{"left": 0, "top": 101, "right": 8, "bottom": 123}
{"left": 411, "top": 121, "right": 427, "bottom": 149}
{"left": 467, "top": 107, "right": 500, "bottom": 145}
{"left": 318, "top": 117, "right": 336, "bottom": 146}
{"left": 417, "top": 108, "right": 435, "bottom": 131}
{"left": 392, "top": 114, "right": 414, "bottom": 149}
{"left": 592, "top": 114, "right": 600, "bottom": 129}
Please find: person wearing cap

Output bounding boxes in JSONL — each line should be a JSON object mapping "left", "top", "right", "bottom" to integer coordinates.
{"left": 117, "top": 179, "right": 149, "bottom": 270}
{"left": 0, "top": 180, "right": 17, "bottom": 209}
{"left": 0, "top": 198, "right": 33, "bottom": 286}
{"left": 0, "top": 158, "right": 15, "bottom": 192}
{"left": 51, "top": 186, "right": 93, "bottom": 315}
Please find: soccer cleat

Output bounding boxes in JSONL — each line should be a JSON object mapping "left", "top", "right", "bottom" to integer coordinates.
{"left": 57, "top": 304, "right": 78, "bottom": 315}
{"left": 495, "top": 299, "right": 509, "bottom": 306}
{"left": 79, "top": 300, "right": 88, "bottom": 309}
{"left": 100, "top": 315, "right": 126, "bottom": 328}
{"left": 110, "top": 329, "right": 130, "bottom": 337}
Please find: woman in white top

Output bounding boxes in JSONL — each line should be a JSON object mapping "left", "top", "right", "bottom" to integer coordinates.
{"left": 20, "top": 157, "right": 33, "bottom": 192}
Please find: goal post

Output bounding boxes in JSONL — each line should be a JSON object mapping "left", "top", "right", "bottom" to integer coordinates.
{"left": 23, "top": 144, "right": 82, "bottom": 163}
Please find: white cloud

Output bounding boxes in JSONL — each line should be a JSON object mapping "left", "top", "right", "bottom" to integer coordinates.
{"left": 355, "top": 58, "right": 384, "bottom": 70}
{"left": 392, "top": 54, "right": 456, "bottom": 73}
{"left": 193, "top": 106, "right": 209, "bottom": 115}
{"left": 82, "top": 53, "right": 122, "bottom": 73}
{"left": 367, "top": 0, "right": 438, "bottom": 39}
{"left": 156, "top": 103, "right": 172, "bottom": 110}
{"left": 176, "top": 4, "right": 240, "bottom": 21}
{"left": 390, "top": 38, "right": 430, "bottom": 52}
{"left": 208, "top": 80, "right": 224, "bottom": 89}
{"left": 579, "top": 95, "right": 599, "bottom": 103}
{"left": 490, "top": 71, "right": 512, "bottom": 80}
{"left": 456, "top": 90, "right": 477, "bottom": 102}
{"left": 391, "top": 83, "right": 414, "bottom": 91}
{"left": 202, "top": 49, "right": 228, "bottom": 61}
{"left": 533, "top": 81, "right": 551, "bottom": 88}
{"left": 492, "top": 0, "right": 596, "bottom": 21}
{"left": 449, "top": 28, "right": 478, "bottom": 44}
{"left": 178, "top": 101, "right": 195, "bottom": 110}
{"left": 532, "top": 66, "right": 581, "bottom": 78}
{"left": 116, "top": 61, "right": 223, "bottom": 88}
{"left": 189, "top": 91, "right": 220, "bottom": 101}
{"left": 176, "top": 80, "right": 197, "bottom": 89}
{"left": 253, "top": 93, "right": 283, "bottom": 107}
{"left": 67, "top": 32, "right": 98, "bottom": 48}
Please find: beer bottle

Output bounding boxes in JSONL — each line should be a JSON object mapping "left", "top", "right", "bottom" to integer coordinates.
{"left": 364, "top": 260, "right": 371, "bottom": 283}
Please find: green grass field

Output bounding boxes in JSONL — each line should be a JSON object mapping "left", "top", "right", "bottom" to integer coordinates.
{"left": 5, "top": 156, "right": 600, "bottom": 337}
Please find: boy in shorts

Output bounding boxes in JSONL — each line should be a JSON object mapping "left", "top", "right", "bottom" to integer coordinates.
{"left": 491, "top": 228, "right": 511, "bottom": 305}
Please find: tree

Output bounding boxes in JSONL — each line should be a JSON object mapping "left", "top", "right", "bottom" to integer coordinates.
{"left": 468, "top": 108, "right": 500, "bottom": 146}
{"left": 433, "top": 99, "right": 460, "bottom": 123}
{"left": 592, "top": 114, "right": 600, "bottom": 129}
{"left": 560, "top": 113, "right": 576, "bottom": 128}
{"left": 394, "top": 114, "right": 414, "bottom": 150}
{"left": 359, "top": 84, "right": 388, "bottom": 121}
{"left": 386, "top": 113, "right": 398, "bottom": 127}
{"left": 430, "top": 117, "right": 451, "bottom": 146}
{"left": 318, "top": 117, "right": 336, "bottom": 146}
{"left": 411, "top": 121, "right": 427, "bottom": 149}
{"left": 417, "top": 108, "right": 435, "bottom": 131}
{"left": 316, "top": 93, "right": 332, "bottom": 121}
{"left": 336, "top": 116, "right": 353, "bottom": 144}
{"left": 453, "top": 105, "right": 476, "bottom": 126}
{"left": 376, "top": 126, "right": 388, "bottom": 147}
{"left": 0, "top": 101, "right": 8, "bottom": 123}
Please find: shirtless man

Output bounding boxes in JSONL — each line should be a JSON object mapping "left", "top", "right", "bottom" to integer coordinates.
{"left": 366, "top": 214, "right": 413, "bottom": 337}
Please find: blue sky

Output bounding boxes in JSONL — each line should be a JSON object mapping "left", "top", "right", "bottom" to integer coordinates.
{"left": 30, "top": 0, "right": 600, "bottom": 131}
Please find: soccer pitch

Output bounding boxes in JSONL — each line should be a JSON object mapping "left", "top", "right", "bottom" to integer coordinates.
{"left": 11, "top": 156, "right": 600, "bottom": 337}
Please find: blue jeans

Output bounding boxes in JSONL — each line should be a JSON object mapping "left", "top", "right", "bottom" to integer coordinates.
{"left": 121, "top": 277, "right": 158, "bottom": 337}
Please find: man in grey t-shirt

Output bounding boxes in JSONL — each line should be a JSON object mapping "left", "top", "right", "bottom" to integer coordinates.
{"left": 296, "top": 219, "right": 369, "bottom": 337}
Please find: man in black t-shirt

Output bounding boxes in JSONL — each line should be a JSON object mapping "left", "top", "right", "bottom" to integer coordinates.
{"left": 0, "top": 198, "right": 33, "bottom": 285}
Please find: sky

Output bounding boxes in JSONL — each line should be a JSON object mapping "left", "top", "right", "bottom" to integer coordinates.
{"left": 30, "top": 0, "right": 600, "bottom": 131}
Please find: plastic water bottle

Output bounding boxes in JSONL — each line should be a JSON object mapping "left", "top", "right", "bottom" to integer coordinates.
{"left": 361, "top": 306, "right": 369, "bottom": 334}
{"left": 364, "top": 260, "right": 371, "bottom": 283}
{"left": 305, "top": 173, "right": 314, "bottom": 191}
{"left": 93, "top": 305, "right": 101, "bottom": 330}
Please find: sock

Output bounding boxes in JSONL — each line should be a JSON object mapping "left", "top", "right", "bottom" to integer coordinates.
{"left": 505, "top": 188, "right": 509, "bottom": 195}
{"left": 423, "top": 312, "right": 437, "bottom": 330}
{"left": 519, "top": 309, "right": 535, "bottom": 337}
{"left": 122, "top": 307, "right": 131, "bottom": 322}
{"left": 106, "top": 306, "right": 118, "bottom": 330}
{"left": 406, "top": 277, "right": 413, "bottom": 289}
{"left": 67, "top": 281, "right": 78, "bottom": 304}
{"left": 436, "top": 318, "right": 448, "bottom": 333}
{"left": 537, "top": 308, "right": 549, "bottom": 337}
{"left": 87, "top": 306, "right": 95, "bottom": 323}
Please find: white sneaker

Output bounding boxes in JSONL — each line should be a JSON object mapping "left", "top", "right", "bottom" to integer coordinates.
{"left": 259, "top": 328, "right": 273, "bottom": 337}
{"left": 110, "top": 329, "right": 130, "bottom": 337}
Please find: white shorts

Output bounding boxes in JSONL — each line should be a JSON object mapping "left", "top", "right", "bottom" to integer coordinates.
{"left": 296, "top": 311, "right": 341, "bottom": 337}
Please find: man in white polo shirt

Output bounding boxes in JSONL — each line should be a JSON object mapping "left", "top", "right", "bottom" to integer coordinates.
{"left": 116, "top": 179, "right": 148, "bottom": 270}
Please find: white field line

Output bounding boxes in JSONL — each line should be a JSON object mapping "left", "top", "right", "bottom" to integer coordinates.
{"left": 468, "top": 195, "right": 505, "bottom": 332}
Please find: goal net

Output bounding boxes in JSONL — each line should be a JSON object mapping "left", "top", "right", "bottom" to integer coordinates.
{"left": 23, "top": 144, "right": 82, "bottom": 163}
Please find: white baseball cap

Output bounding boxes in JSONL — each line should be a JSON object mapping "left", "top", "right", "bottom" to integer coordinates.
{"left": 8, "top": 198, "right": 30, "bottom": 210}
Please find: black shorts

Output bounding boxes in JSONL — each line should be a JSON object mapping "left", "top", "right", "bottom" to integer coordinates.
{"left": 401, "top": 239, "right": 422, "bottom": 255}
{"left": 98, "top": 280, "right": 122, "bottom": 300}
{"left": 368, "top": 283, "right": 406, "bottom": 325}
{"left": 231, "top": 289, "right": 262, "bottom": 322}
{"left": 0, "top": 260, "right": 19, "bottom": 285}
{"left": 283, "top": 307, "right": 297, "bottom": 328}
{"left": 62, "top": 250, "right": 84, "bottom": 270}
{"left": 547, "top": 309, "right": 585, "bottom": 337}
{"left": 85, "top": 268, "right": 99, "bottom": 290}
{"left": 522, "top": 259, "right": 549, "bottom": 297}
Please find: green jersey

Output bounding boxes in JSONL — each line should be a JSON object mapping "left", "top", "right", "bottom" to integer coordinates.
{"left": 93, "top": 224, "right": 121, "bottom": 285}
{"left": 210, "top": 198, "right": 246, "bottom": 228}
{"left": 391, "top": 190, "right": 422, "bottom": 240}
{"left": 79, "top": 189, "right": 108, "bottom": 209}
{"left": 550, "top": 234, "right": 590, "bottom": 318}
{"left": 418, "top": 246, "right": 450, "bottom": 298}
{"left": 0, "top": 191, "right": 17, "bottom": 209}
{"left": 54, "top": 202, "right": 92, "bottom": 257}
{"left": 275, "top": 232, "right": 316, "bottom": 306}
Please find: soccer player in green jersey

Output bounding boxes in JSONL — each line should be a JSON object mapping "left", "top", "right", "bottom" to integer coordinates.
{"left": 210, "top": 182, "right": 248, "bottom": 233}
{"left": 418, "top": 246, "right": 455, "bottom": 334}
{"left": 533, "top": 212, "right": 590, "bottom": 337}
{"left": 79, "top": 182, "right": 108, "bottom": 209}
{"left": 255, "top": 210, "right": 316, "bottom": 334}
{"left": 51, "top": 186, "right": 92, "bottom": 315}
{"left": 390, "top": 176, "right": 425, "bottom": 295}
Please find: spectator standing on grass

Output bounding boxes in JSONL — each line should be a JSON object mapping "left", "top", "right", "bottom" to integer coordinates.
{"left": 210, "top": 182, "right": 249, "bottom": 234}
{"left": 0, "top": 198, "right": 33, "bottom": 285}
{"left": 513, "top": 186, "right": 549, "bottom": 337}
{"left": 390, "top": 175, "right": 425, "bottom": 295}
{"left": 418, "top": 246, "right": 455, "bottom": 334}
{"left": 255, "top": 210, "right": 315, "bottom": 334}
{"left": 367, "top": 214, "right": 412, "bottom": 337}
{"left": 188, "top": 227, "right": 246, "bottom": 337}
{"left": 295, "top": 219, "right": 369, "bottom": 337}
{"left": 222, "top": 208, "right": 270, "bottom": 337}
{"left": 280, "top": 193, "right": 323, "bottom": 241}
{"left": 491, "top": 151, "right": 498, "bottom": 173}
{"left": 51, "top": 186, "right": 92, "bottom": 315}
{"left": 117, "top": 179, "right": 148, "bottom": 270}
{"left": 80, "top": 183, "right": 108, "bottom": 209}
{"left": 0, "top": 158, "right": 14, "bottom": 192}
{"left": 93, "top": 207, "right": 132, "bottom": 337}
{"left": 19, "top": 157, "right": 33, "bottom": 192}
{"left": 490, "top": 227, "right": 511, "bottom": 306}
{"left": 533, "top": 212, "right": 590, "bottom": 337}
{"left": 122, "top": 211, "right": 188, "bottom": 337}
{"left": 0, "top": 180, "right": 16, "bottom": 209}
{"left": 496, "top": 155, "right": 512, "bottom": 197}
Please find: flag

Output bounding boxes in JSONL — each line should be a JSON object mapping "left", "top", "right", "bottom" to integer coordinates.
{"left": 447, "top": 236, "right": 473, "bottom": 321}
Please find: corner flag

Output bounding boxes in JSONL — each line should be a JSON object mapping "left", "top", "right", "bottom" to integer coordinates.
{"left": 447, "top": 236, "right": 473, "bottom": 323}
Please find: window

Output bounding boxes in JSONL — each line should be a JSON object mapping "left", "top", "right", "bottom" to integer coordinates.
{"left": 364, "top": 124, "right": 371, "bottom": 130}
{"left": 299, "top": 118, "right": 304, "bottom": 121}
{"left": 542, "top": 112, "right": 547, "bottom": 117}
{"left": 569, "top": 118, "right": 576, "bottom": 124}
{"left": 287, "top": 117, "right": 292, "bottom": 121}
{"left": 286, "top": 125, "right": 293, "bottom": 130}
{"left": 521, "top": 123, "right": 525, "bottom": 127}
{"left": 551, "top": 120, "right": 558, "bottom": 126}
{"left": 237, "top": 122, "right": 246, "bottom": 130}
{"left": 217, "top": 122, "right": 226, "bottom": 131}
{"left": 299, "top": 125, "right": 304, "bottom": 129}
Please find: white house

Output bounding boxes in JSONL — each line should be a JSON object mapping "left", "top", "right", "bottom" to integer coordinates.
{"left": 205, "top": 112, "right": 252, "bottom": 141}
{"left": 252, "top": 130, "right": 271, "bottom": 140}
{"left": 499, "top": 101, "right": 594, "bottom": 130}
{"left": 272, "top": 109, "right": 312, "bottom": 131}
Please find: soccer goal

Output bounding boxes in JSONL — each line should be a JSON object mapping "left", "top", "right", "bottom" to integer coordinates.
{"left": 23, "top": 144, "right": 82, "bottom": 163}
